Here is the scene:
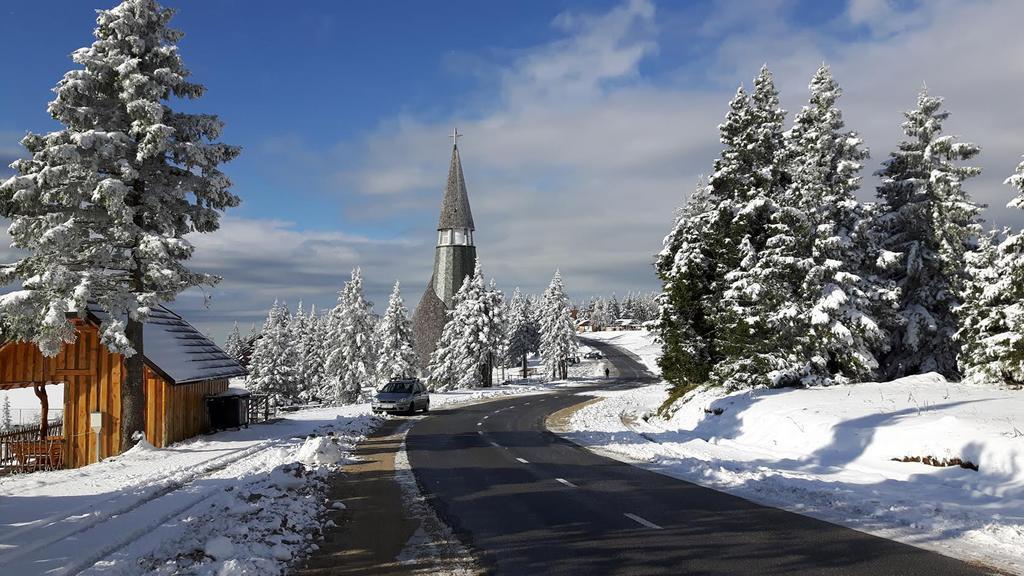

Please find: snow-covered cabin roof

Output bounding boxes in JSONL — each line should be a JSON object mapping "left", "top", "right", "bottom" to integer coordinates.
{"left": 437, "top": 144, "right": 475, "bottom": 231}
{"left": 86, "top": 303, "right": 247, "bottom": 385}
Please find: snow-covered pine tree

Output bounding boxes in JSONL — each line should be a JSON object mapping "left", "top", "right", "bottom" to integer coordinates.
{"left": 0, "top": 0, "right": 239, "bottom": 450}
{"left": 427, "top": 262, "right": 506, "bottom": 390}
{"left": 428, "top": 278, "right": 470, "bottom": 391}
{"left": 957, "top": 158, "right": 1024, "bottom": 386}
{"left": 2, "top": 397, "right": 11, "bottom": 431}
{"left": 247, "top": 301, "right": 300, "bottom": 405}
{"left": 375, "top": 281, "right": 417, "bottom": 384}
{"left": 325, "top": 268, "right": 377, "bottom": 403}
{"left": 539, "top": 271, "right": 578, "bottom": 380}
{"left": 483, "top": 278, "right": 507, "bottom": 386}
{"left": 224, "top": 322, "right": 243, "bottom": 362}
{"left": 300, "top": 305, "right": 328, "bottom": 402}
{"left": 873, "top": 89, "right": 983, "bottom": 379}
{"left": 710, "top": 66, "right": 798, "bottom": 390}
{"left": 608, "top": 294, "right": 621, "bottom": 323}
{"left": 781, "top": 64, "right": 887, "bottom": 385}
{"left": 656, "top": 179, "right": 722, "bottom": 391}
{"left": 505, "top": 288, "right": 541, "bottom": 379}
{"left": 290, "top": 300, "right": 308, "bottom": 391}
{"left": 590, "top": 297, "right": 612, "bottom": 331}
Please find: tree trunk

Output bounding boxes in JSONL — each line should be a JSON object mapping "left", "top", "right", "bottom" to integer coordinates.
{"left": 33, "top": 384, "right": 48, "bottom": 439}
{"left": 521, "top": 353, "right": 528, "bottom": 380}
{"left": 121, "top": 315, "right": 146, "bottom": 451}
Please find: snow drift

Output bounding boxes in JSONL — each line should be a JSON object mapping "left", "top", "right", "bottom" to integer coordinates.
{"left": 563, "top": 374, "right": 1024, "bottom": 573}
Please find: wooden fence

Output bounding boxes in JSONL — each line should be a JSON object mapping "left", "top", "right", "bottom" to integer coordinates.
{"left": 247, "top": 394, "right": 274, "bottom": 424}
{"left": 0, "top": 419, "right": 65, "bottom": 474}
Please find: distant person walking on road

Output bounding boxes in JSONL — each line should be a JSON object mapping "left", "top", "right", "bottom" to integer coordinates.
{"left": 604, "top": 365, "right": 610, "bottom": 379}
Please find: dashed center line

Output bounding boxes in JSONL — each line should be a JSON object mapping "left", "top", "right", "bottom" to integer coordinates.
{"left": 624, "top": 513, "right": 663, "bottom": 530}
{"left": 482, "top": 415, "right": 489, "bottom": 420}
{"left": 476, "top": 422, "right": 482, "bottom": 426}
{"left": 515, "top": 457, "right": 529, "bottom": 464}
{"left": 555, "top": 478, "right": 577, "bottom": 488}
{"left": 489, "top": 441, "right": 501, "bottom": 448}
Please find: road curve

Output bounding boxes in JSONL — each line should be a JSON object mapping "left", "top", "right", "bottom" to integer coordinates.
{"left": 406, "top": 339, "right": 987, "bottom": 575}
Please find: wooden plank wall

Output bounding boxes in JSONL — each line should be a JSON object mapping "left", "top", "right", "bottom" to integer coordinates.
{"left": 161, "top": 379, "right": 227, "bottom": 447}
{"left": 0, "top": 322, "right": 124, "bottom": 468}
{"left": 1, "top": 326, "right": 228, "bottom": 467}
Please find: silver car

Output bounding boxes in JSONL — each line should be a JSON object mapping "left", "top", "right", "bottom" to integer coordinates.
{"left": 372, "top": 378, "right": 430, "bottom": 415}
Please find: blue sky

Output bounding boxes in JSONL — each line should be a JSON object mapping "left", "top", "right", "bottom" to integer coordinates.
{"left": 2, "top": 0, "right": 1023, "bottom": 341}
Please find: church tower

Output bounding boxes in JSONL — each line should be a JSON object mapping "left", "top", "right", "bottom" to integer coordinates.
{"left": 412, "top": 129, "right": 477, "bottom": 371}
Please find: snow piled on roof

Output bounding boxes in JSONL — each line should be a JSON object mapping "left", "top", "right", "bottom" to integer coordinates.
{"left": 87, "top": 303, "right": 247, "bottom": 384}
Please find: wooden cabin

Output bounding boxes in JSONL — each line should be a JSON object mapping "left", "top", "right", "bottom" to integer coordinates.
{"left": 0, "top": 304, "right": 247, "bottom": 469}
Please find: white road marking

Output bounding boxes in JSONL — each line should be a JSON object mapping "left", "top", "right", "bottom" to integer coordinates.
{"left": 555, "top": 478, "right": 577, "bottom": 488}
{"left": 489, "top": 442, "right": 501, "bottom": 448}
{"left": 515, "top": 457, "right": 529, "bottom": 464}
{"left": 477, "top": 422, "right": 482, "bottom": 426}
{"left": 477, "top": 431, "right": 484, "bottom": 436}
{"left": 624, "top": 513, "right": 662, "bottom": 530}
{"left": 482, "top": 415, "right": 489, "bottom": 420}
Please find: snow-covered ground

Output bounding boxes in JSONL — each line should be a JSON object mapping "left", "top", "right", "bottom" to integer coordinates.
{"left": 561, "top": 363, "right": 1024, "bottom": 573}
{"left": 580, "top": 329, "right": 662, "bottom": 376}
{"left": 0, "top": 404, "right": 376, "bottom": 576}
{"left": 0, "top": 374, "right": 575, "bottom": 576}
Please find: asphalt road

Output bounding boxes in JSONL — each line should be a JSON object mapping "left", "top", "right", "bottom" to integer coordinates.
{"left": 406, "top": 337, "right": 991, "bottom": 575}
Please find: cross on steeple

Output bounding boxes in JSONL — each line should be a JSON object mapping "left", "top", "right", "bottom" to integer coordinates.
{"left": 450, "top": 127, "right": 462, "bottom": 147}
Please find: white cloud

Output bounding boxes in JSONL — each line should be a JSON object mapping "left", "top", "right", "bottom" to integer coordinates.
{"left": 6, "top": 0, "right": 1024, "bottom": 343}
{"left": 337, "top": 0, "right": 1024, "bottom": 311}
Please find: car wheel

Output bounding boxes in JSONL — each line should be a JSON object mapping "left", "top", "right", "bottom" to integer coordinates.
{"left": 422, "top": 402, "right": 430, "bottom": 413}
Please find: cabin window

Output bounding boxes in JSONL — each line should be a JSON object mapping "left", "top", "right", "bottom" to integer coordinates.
{"left": 453, "top": 229, "right": 466, "bottom": 245}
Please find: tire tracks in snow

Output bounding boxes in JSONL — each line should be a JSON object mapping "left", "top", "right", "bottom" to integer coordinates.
{"left": 1, "top": 438, "right": 280, "bottom": 575}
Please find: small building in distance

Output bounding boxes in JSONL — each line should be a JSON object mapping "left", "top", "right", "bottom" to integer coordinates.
{"left": 611, "top": 318, "right": 641, "bottom": 331}
{"left": 0, "top": 304, "right": 247, "bottom": 469}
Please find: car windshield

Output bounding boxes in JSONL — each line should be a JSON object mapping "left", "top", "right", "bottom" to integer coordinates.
{"left": 381, "top": 381, "right": 414, "bottom": 394}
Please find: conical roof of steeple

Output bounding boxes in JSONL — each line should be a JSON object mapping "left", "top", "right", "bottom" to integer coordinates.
{"left": 438, "top": 144, "right": 475, "bottom": 231}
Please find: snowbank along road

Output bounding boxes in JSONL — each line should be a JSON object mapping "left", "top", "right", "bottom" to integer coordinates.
{"left": 404, "top": 337, "right": 994, "bottom": 575}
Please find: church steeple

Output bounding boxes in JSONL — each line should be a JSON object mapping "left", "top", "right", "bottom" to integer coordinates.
{"left": 437, "top": 130, "right": 475, "bottom": 245}
{"left": 412, "top": 128, "right": 482, "bottom": 373}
